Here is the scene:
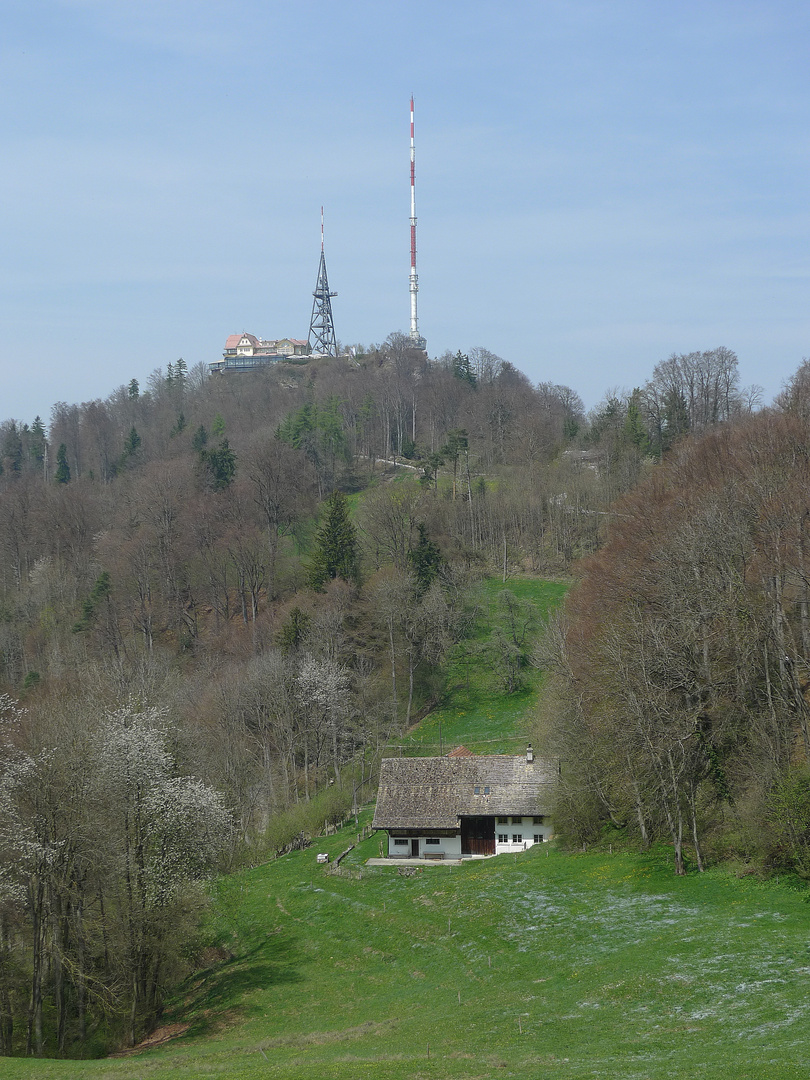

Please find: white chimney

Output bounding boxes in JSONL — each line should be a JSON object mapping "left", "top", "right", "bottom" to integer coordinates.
{"left": 526, "top": 745, "right": 534, "bottom": 764}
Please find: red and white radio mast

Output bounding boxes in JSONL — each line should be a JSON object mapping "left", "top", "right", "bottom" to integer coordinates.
{"left": 409, "top": 97, "right": 426, "bottom": 350}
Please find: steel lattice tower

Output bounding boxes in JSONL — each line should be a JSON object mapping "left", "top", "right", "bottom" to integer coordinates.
{"left": 308, "top": 208, "right": 338, "bottom": 356}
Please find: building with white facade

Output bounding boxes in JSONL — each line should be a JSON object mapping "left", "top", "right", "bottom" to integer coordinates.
{"left": 209, "top": 333, "right": 309, "bottom": 374}
{"left": 372, "top": 747, "right": 556, "bottom": 860}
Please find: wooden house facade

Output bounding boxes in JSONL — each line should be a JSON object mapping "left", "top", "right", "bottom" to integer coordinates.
{"left": 372, "top": 748, "right": 556, "bottom": 860}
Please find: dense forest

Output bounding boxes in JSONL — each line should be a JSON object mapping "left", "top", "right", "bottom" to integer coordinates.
{"left": 544, "top": 360, "right": 810, "bottom": 877}
{"left": 0, "top": 333, "right": 780, "bottom": 1055}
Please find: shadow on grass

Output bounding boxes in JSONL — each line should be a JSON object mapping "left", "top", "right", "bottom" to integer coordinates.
{"left": 171, "top": 930, "right": 303, "bottom": 1038}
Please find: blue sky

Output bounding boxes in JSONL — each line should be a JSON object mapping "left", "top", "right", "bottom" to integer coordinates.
{"left": 2, "top": 0, "right": 809, "bottom": 424}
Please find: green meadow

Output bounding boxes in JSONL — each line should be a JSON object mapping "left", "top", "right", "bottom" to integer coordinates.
{"left": 4, "top": 837, "right": 809, "bottom": 1079}
{"left": 3, "top": 576, "right": 809, "bottom": 1080}
{"left": 399, "top": 576, "right": 568, "bottom": 755}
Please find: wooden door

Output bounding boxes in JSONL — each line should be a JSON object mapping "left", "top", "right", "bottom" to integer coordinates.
{"left": 411, "top": 838, "right": 419, "bottom": 857}
{"left": 461, "top": 816, "right": 495, "bottom": 855}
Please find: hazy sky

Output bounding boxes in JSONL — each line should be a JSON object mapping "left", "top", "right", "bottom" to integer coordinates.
{"left": 2, "top": 0, "right": 809, "bottom": 424}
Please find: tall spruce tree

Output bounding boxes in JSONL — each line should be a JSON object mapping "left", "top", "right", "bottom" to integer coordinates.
{"left": 29, "top": 416, "right": 46, "bottom": 466}
{"left": 54, "top": 443, "right": 71, "bottom": 484}
{"left": 408, "top": 523, "right": 443, "bottom": 593}
{"left": 200, "top": 439, "right": 236, "bottom": 490}
{"left": 309, "top": 490, "right": 359, "bottom": 590}
{"left": 124, "top": 426, "right": 141, "bottom": 456}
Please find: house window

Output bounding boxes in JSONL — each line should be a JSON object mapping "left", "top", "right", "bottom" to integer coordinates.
{"left": 533, "top": 834, "right": 544, "bottom": 844}
{"left": 512, "top": 833, "right": 522, "bottom": 843}
{"left": 425, "top": 838, "right": 440, "bottom": 845}
{"left": 394, "top": 838, "right": 408, "bottom": 846}
{"left": 483, "top": 786, "right": 490, "bottom": 795}
{"left": 512, "top": 816, "right": 523, "bottom": 825}
{"left": 533, "top": 816, "right": 545, "bottom": 825}
{"left": 474, "top": 786, "right": 480, "bottom": 794}
{"left": 498, "top": 834, "right": 509, "bottom": 843}
{"left": 497, "top": 816, "right": 509, "bottom": 824}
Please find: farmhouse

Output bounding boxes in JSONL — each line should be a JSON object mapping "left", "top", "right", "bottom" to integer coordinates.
{"left": 373, "top": 746, "right": 556, "bottom": 860}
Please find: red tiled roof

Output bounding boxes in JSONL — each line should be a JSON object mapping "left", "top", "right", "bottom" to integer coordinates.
{"left": 225, "top": 332, "right": 259, "bottom": 349}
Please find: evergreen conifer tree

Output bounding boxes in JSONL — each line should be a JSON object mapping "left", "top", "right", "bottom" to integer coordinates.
{"left": 309, "top": 491, "right": 359, "bottom": 590}
{"left": 124, "top": 427, "right": 141, "bottom": 456}
{"left": 201, "top": 439, "right": 236, "bottom": 490}
{"left": 408, "top": 523, "right": 443, "bottom": 593}
{"left": 1, "top": 423, "right": 22, "bottom": 472}
{"left": 55, "top": 443, "right": 71, "bottom": 484}
{"left": 30, "top": 416, "right": 46, "bottom": 465}
{"left": 72, "top": 571, "right": 112, "bottom": 633}
{"left": 276, "top": 607, "right": 312, "bottom": 654}
{"left": 191, "top": 424, "right": 209, "bottom": 453}
{"left": 663, "top": 387, "right": 691, "bottom": 445}
{"left": 623, "top": 391, "right": 649, "bottom": 454}
{"left": 452, "top": 351, "right": 477, "bottom": 387}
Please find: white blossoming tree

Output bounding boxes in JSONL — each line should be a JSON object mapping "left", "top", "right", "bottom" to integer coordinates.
{"left": 296, "top": 656, "right": 352, "bottom": 790}
{"left": 91, "top": 703, "right": 232, "bottom": 1045}
{"left": 0, "top": 698, "right": 232, "bottom": 1055}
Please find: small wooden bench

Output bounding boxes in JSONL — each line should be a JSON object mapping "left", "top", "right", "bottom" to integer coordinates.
{"left": 423, "top": 852, "right": 445, "bottom": 861}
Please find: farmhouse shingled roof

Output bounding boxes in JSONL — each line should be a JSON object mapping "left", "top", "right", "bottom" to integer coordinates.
{"left": 372, "top": 755, "right": 557, "bottom": 830}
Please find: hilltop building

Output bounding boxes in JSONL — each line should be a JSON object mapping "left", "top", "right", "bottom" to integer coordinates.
{"left": 209, "top": 333, "right": 308, "bottom": 374}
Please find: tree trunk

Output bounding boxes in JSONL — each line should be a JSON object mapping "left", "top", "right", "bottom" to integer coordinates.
{"left": 406, "top": 647, "right": 415, "bottom": 728}
{"left": 54, "top": 896, "right": 67, "bottom": 1055}
{"left": 331, "top": 724, "right": 341, "bottom": 785}
{"left": 26, "top": 876, "right": 46, "bottom": 1056}
{"left": 75, "top": 898, "right": 86, "bottom": 1044}
{"left": 388, "top": 617, "right": 398, "bottom": 721}
{"left": 629, "top": 775, "right": 650, "bottom": 849}
{"left": 688, "top": 779, "right": 704, "bottom": 872}
{"left": 0, "top": 915, "right": 14, "bottom": 1055}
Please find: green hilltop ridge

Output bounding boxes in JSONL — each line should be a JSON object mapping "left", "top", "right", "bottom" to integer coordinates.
{"left": 3, "top": 577, "right": 809, "bottom": 1080}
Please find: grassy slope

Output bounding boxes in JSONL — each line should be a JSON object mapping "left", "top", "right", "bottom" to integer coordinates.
{"left": 4, "top": 576, "right": 810, "bottom": 1080}
{"left": 5, "top": 839, "right": 810, "bottom": 1079}
{"left": 400, "top": 577, "right": 568, "bottom": 755}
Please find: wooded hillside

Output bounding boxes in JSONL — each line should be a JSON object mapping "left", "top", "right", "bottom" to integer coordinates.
{"left": 0, "top": 336, "right": 775, "bottom": 1054}
{"left": 545, "top": 360, "right": 810, "bottom": 877}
